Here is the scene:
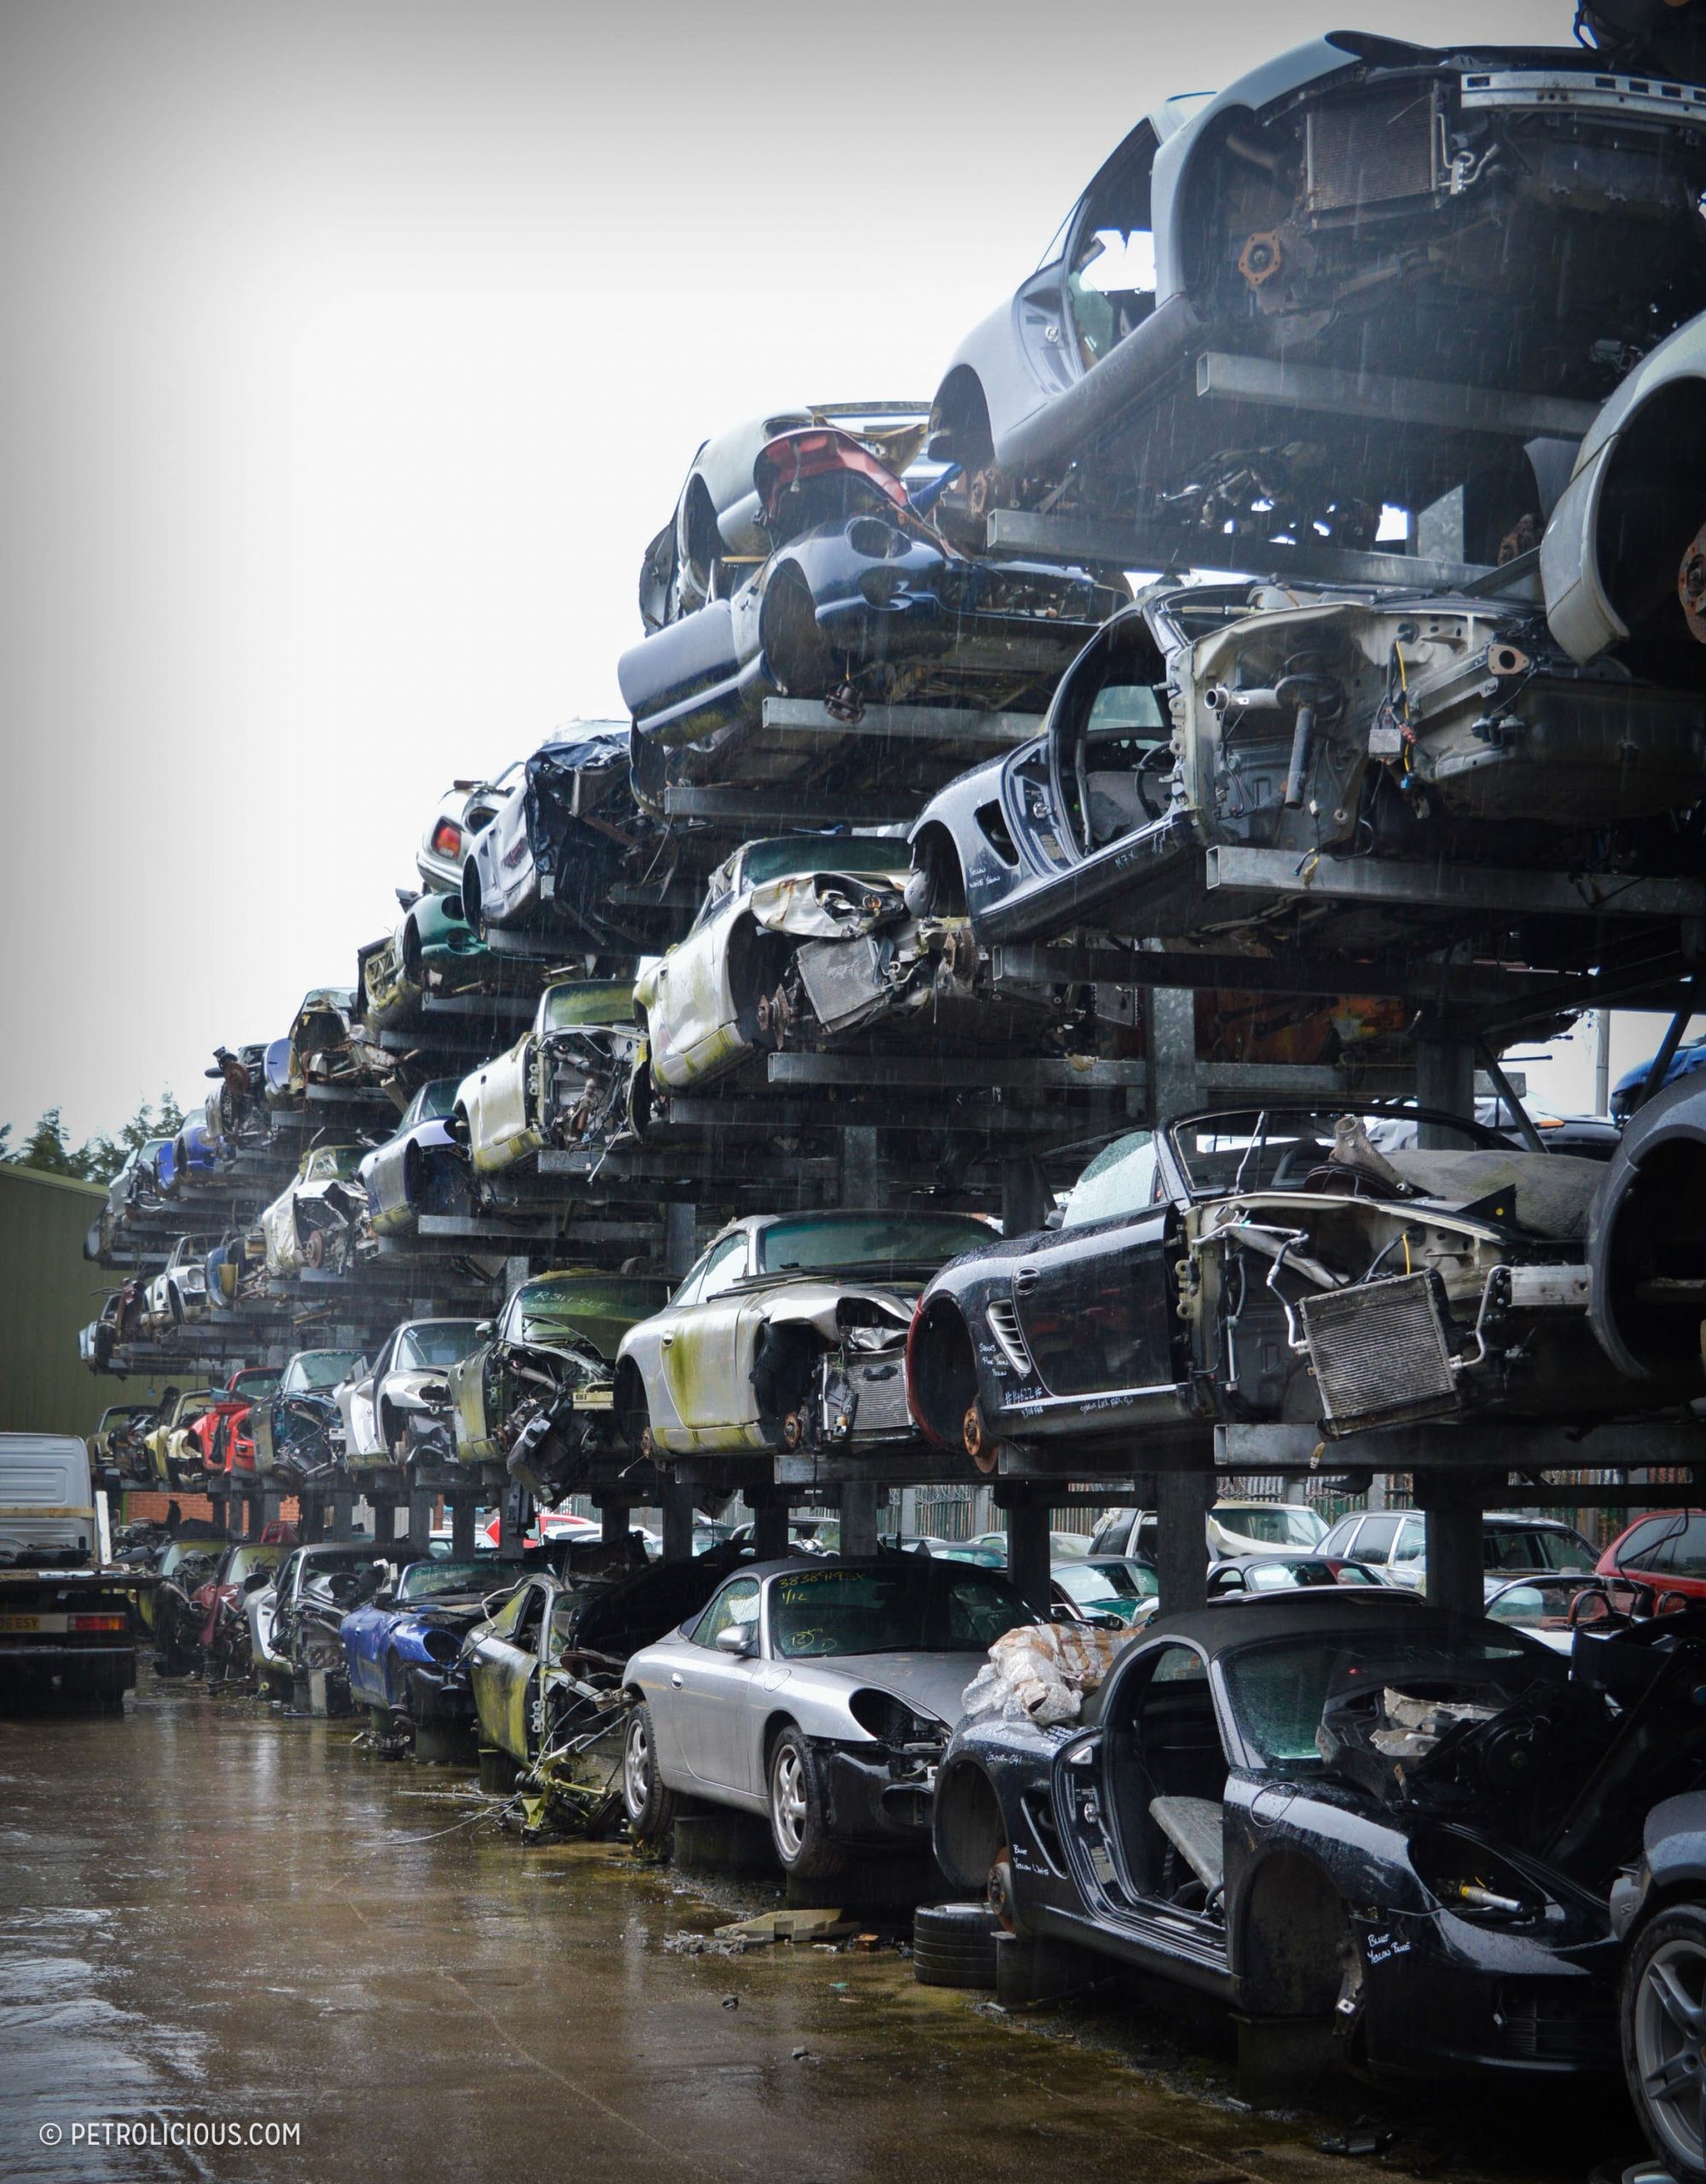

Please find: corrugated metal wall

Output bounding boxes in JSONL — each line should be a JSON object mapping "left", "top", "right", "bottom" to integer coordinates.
{"left": 0, "top": 1166, "right": 109, "bottom": 1437}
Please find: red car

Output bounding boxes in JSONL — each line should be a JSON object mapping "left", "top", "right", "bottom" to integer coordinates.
{"left": 1597, "top": 1510, "right": 1706, "bottom": 1607}
{"left": 187, "top": 1366, "right": 282, "bottom": 1482}
{"left": 189, "top": 1526, "right": 298, "bottom": 1678}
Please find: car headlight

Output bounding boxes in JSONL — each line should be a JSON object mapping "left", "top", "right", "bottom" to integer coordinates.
{"left": 848, "top": 1688, "right": 945, "bottom": 1747}
{"left": 1410, "top": 1826, "right": 1544, "bottom": 1923}
{"left": 419, "top": 1629, "right": 461, "bottom": 1668}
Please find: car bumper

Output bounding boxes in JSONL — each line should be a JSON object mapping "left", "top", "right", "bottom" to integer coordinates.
{"left": 815, "top": 1741, "right": 939, "bottom": 1846}
{"left": 1356, "top": 1917, "right": 1617, "bottom": 2080}
{"left": 405, "top": 1661, "right": 473, "bottom": 1729}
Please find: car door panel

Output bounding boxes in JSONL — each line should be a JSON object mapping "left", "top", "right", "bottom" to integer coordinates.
{"left": 1012, "top": 1212, "right": 1175, "bottom": 1399}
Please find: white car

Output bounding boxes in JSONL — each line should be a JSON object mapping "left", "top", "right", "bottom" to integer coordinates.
{"left": 453, "top": 981, "right": 637, "bottom": 1178}
{"left": 258, "top": 1145, "right": 367, "bottom": 1278}
{"left": 1088, "top": 1500, "right": 1327, "bottom": 1564}
{"left": 338, "top": 1319, "right": 483, "bottom": 1472}
{"left": 1316, "top": 1509, "right": 1597, "bottom": 1593}
{"left": 143, "top": 1234, "right": 216, "bottom": 1331}
{"left": 416, "top": 765, "right": 521, "bottom": 894}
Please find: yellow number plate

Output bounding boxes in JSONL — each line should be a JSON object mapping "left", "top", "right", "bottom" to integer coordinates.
{"left": 0, "top": 1615, "right": 40, "bottom": 1632}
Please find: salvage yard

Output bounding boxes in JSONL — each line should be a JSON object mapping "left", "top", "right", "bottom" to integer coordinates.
{"left": 0, "top": 1676, "right": 1636, "bottom": 2184}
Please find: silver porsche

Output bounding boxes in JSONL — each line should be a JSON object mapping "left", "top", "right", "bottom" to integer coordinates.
{"left": 619, "top": 1556, "right": 1035, "bottom": 1876}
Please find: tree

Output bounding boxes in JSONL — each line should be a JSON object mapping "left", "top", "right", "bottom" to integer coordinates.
{"left": 3, "top": 1089, "right": 189, "bottom": 1183}
{"left": 10, "top": 1108, "right": 87, "bottom": 1177}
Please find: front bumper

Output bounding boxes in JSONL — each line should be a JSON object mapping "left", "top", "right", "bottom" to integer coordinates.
{"left": 405, "top": 1660, "right": 473, "bottom": 1730}
{"left": 815, "top": 1742, "right": 940, "bottom": 1846}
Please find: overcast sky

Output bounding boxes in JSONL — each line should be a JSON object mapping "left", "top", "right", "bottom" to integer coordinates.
{"left": 0, "top": 0, "right": 1668, "bottom": 1143}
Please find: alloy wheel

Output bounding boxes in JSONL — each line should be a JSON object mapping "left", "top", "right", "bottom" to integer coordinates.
{"left": 1634, "top": 1933, "right": 1706, "bottom": 2175}
{"left": 623, "top": 1716, "right": 650, "bottom": 1819}
{"left": 772, "top": 1742, "right": 807, "bottom": 1862}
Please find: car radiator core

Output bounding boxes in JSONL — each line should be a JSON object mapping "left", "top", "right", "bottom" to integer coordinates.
{"left": 1298, "top": 1270, "right": 1460, "bottom": 1436}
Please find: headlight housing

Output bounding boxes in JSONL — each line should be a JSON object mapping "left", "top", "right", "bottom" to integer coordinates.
{"left": 848, "top": 1687, "right": 946, "bottom": 1748}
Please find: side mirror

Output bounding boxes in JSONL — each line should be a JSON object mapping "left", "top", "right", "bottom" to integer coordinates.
{"left": 476, "top": 1321, "right": 496, "bottom": 1341}
{"left": 242, "top": 1570, "right": 270, "bottom": 1593}
{"left": 372, "top": 1589, "right": 397, "bottom": 1608}
{"left": 715, "top": 1623, "right": 755, "bottom": 1657}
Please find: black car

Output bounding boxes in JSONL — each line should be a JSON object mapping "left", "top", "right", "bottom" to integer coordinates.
{"left": 1615, "top": 1786, "right": 1706, "bottom": 2181}
{"left": 906, "top": 1103, "right": 1691, "bottom": 1471}
{"left": 933, "top": 1593, "right": 1706, "bottom": 2083}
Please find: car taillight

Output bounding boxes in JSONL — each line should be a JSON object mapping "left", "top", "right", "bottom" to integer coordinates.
{"left": 70, "top": 1614, "right": 126, "bottom": 1632}
{"left": 432, "top": 821, "right": 461, "bottom": 857}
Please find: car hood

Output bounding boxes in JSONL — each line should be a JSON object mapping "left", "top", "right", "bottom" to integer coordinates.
{"left": 787, "top": 1649, "right": 987, "bottom": 1728}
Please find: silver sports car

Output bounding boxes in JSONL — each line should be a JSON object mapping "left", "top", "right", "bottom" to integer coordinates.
{"left": 619, "top": 1556, "right": 1035, "bottom": 1876}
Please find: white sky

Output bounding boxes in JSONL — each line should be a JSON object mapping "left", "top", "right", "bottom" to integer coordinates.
{"left": 0, "top": 0, "right": 1676, "bottom": 1142}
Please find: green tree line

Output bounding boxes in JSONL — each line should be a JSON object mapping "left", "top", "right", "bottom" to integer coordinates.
{"left": 0, "top": 1092, "right": 188, "bottom": 1185}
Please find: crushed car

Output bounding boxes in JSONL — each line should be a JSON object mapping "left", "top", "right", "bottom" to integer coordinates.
{"left": 258, "top": 1142, "right": 368, "bottom": 1280}
{"left": 623, "top": 413, "right": 1125, "bottom": 807}
{"left": 927, "top": 34, "right": 1706, "bottom": 542}
{"left": 249, "top": 1348, "right": 363, "bottom": 1488}
{"left": 908, "top": 1107, "right": 1702, "bottom": 1471}
{"left": 357, "top": 1077, "right": 466, "bottom": 1239}
{"left": 452, "top": 982, "right": 639, "bottom": 1182}
{"left": 443, "top": 1269, "right": 670, "bottom": 1503}
{"left": 264, "top": 989, "right": 391, "bottom": 1111}
{"left": 621, "top": 1555, "right": 1036, "bottom": 1874}
{"left": 615, "top": 1210, "right": 996, "bottom": 1461}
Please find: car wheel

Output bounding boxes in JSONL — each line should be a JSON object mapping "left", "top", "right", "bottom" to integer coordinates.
{"left": 1625, "top": 1900, "right": 1706, "bottom": 2181}
{"left": 913, "top": 1901, "right": 1001, "bottom": 1989}
{"left": 621, "top": 1703, "right": 678, "bottom": 1841}
{"left": 768, "top": 1726, "right": 844, "bottom": 1879}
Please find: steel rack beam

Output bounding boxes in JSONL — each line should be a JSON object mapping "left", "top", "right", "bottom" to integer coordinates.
{"left": 606, "top": 878, "right": 703, "bottom": 913}
{"left": 419, "top": 991, "right": 542, "bottom": 1022}
{"left": 302, "top": 1083, "right": 400, "bottom": 1110}
{"left": 987, "top": 506, "right": 1501, "bottom": 591}
{"left": 1202, "top": 845, "right": 1706, "bottom": 922}
{"left": 481, "top": 925, "right": 579, "bottom": 962}
{"left": 662, "top": 784, "right": 916, "bottom": 827}
{"left": 990, "top": 942, "right": 1601, "bottom": 1013}
{"left": 764, "top": 1053, "right": 1146, "bottom": 1091}
{"left": 1212, "top": 1420, "right": 1706, "bottom": 1472}
{"left": 758, "top": 696, "right": 1043, "bottom": 749}
{"left": 1192, "top": 350, "right": 1599, "bottom": 447}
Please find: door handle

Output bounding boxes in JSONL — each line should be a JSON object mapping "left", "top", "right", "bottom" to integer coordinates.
{"left": 1014, "top": 1267, "right": 1039, "bottom": 1294}
{"left": 670, "top": 1673, "right": 684, "bottom": 1688}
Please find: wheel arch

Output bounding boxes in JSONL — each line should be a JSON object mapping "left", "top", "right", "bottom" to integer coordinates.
{"left": 933, "top": 1757, "right": 1008, "bottom": 1895}
{"left": 908, "top": 1292, "right": 979, "bottom": 1447}
{"left": 1233, "top": 1847, "right": 1353, "bottom": 2018}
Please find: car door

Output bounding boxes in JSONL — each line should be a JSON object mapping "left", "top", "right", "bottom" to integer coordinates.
{"left": 462, "top": 1030, "right": 533, "bottom": 1170}
{"left": 659, "top": 1234, "right": 750, "bottom": 1441}
{"left": 668, "top": 1575, "right": 764, "bottom": 1795}
{"left": 344, "top": 1337, "right": 392, "bottom": 1463}
{"left": 467, "top": 1578, "right": 550, "bottom": 1762}
{"left": 1009, "top": 1205, "right": 1176, "bottom": 1405}
{"left": 623, "top": 1252, "right": 712, "bottom": 1447}
{"left": 643, "top": 889, "right": 743, "bottom": 1089}
{"left": 1388, "top": 1516, "right": 1427, "bottom": 1589}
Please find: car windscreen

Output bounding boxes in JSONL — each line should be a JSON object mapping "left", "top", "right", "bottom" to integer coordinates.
{"left": 1167, "top": 1109, "right": 1497, "bottom": 1197}
{"left": 1481, "top": 1525, "right": 1596, "bottom": 1573}
{"left": 226, "top": 1544, "right": 283, "bottom": 1583}
{"left": 397, "top": 1559, "right": 493, "bottom": 1602}
{"left": 290, "top": 1351, "right": 363, "bottom": 1390}
{"left": 1225, "top": 1507, "right": 1325, "bottom": 1548}
{"left": 768, "top": 1565, "right": 1031, "bottom": 1658}
{"left": 1221, "top": 1628, "right": 1562, "bottom": 1773}
{"left": 395, "top": 1323, "right": 481, "bottom": 1369}
{"left": 542, "top": 985, "right": 635, "bottom": 1032}
{"left": 741, "top": 838, "right": 905, "bottom": 887}
{"left": 408, "top": 1079, "right": 460, "bottom": 1124}
{"left": 1058, "top": 1560, "right": 1157, "bottom": 1603}
{"left": 756, "top": 1214, "right": 993, "bottom": 1276}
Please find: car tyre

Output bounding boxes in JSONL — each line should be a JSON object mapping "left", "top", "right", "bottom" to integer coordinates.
{"left": 913, "top": 1901, "right": 1001, "bottom": 1989}
{"left": 622, "top": 1702, "right": 678, "bottom": 1842}
{"left": 1624, "top": 1899, "right": 1706, "bottom": 2181}
{"left": 767, "top": 1725, "right": 844, "bottom": 1879}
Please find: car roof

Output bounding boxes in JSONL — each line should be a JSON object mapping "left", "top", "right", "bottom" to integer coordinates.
{"left": 1136, "top": 1594, "right": 1470, "bottom": 1658}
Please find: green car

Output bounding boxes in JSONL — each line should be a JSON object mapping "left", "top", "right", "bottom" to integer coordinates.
{"left": 363, "top": 893, "right": 493, "bottom": 1030}
{"left": 1051, "top": 1556, "right": 1159, "bottom": 1627}
{"left": 447, "top": 1270, "right": 670, "bottom": 1503}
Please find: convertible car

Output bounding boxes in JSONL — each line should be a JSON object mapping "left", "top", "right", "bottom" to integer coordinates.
{"left": 339, "top": 1318, "right": 484, "bottom": 1472}
{"left": 622, "top": 413, "right": 1125, "bottom": 809}
{"left": 906, "top": 564, "right": 1706, "bottom": 964}
{"left": 621, "top": 1555, "right": 1036, "bottom": 1874}
{"left": 616, "top": 1209, "right": 996, "bottom": 1461}
{"left": 258, "top": 1143, "right": 368, "bottom": 1279}
{"left": 927, "top": 33, "right": 1706, "bottom": 544}
{"left": 359, "top": 893, "right": 493, "bottom": 1030}
{"left": 633, "top": 836, "right": 1055, "bottom": 1106}
{"left": 932, "top": 1592, "right": 1706, "bottom": 2084}
{"left": 342, "top": 1557, "right": 519, "bottom": 1744}
{"left": 907, "top": 1101, "right": 1703, "bottom": 1470}
{"left": 453, "top": 982, "right": 638, "bottom": 1180}
{"left": 444, "top": 1269, "right": 670, "bottom": 1502}
{"left": 460, "top": 728, "right": 680, "bottom": 955}
{"left": 358, "top": 1077, "right": 466, "bottom": 1239}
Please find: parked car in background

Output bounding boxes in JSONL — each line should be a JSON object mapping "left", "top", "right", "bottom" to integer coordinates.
{"left": 339, "top": 1320, "right": 483, "bottom": 1472}
{"left": 1088, "top": 1502, "right": 1326, "bottom": 1563}
{"left": 454, "top": 983, "right": 637, "bottom": 1180}
{"left": 342, "top": 1557, "right": 518, "bottom": 1743}
{"left": 1318, "top": 1510, "right": 1598, "bottom": 1593}
{"left": 621, "top": 1556, "right": 1036, "bottom": 1874}
{"left": 623, "top": 414, "right": 1124, "bottom": 804}
{"left": 615, "top": 1210, "right": 996, "bottom": 1461}
{"left": 1204, "top": 1554, "right": 1384, "bottom": 1598}
{"left": 179, "top": 1535, "right": 293, "bottom": 1682}
{"left": 479, "top": 1509, "right": 601, "bottom": 1551}
{"left": 908, "top": 1108, "right": 1675, "bottom": 1472}
{"left": 444, "top": 1270, "right": 670, "bottom": 1504}
{"left": 1052, "top": 1555, "right": 1159, "bottom": 1625}
{"left": 927, "top": 36, "right": 1706, "bottom": 537}
{"left": 359, "top": 1078, "right": 466, "bottom": 1239}
{"left": 418, "top": 765, "right": 522, "bottom": 894}
{"left": 1599, "top": 1511, "right": 1706, "bottom": 1608}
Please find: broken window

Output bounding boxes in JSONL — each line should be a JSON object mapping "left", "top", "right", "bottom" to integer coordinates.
{"left": 1065, "top": 125, "right": 1159, "bottom": 369}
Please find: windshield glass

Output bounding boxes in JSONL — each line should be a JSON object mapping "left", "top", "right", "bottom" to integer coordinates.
{"left": 1242, "top": 1558, "right": 1378, "bottom": 1591}
{"left": 1221, "top": 1629, "right": 1561, "bottom": 1773}
{"left": 290, "top": 1350, "right": 362, "bottom": 1390}
{"left": 542, "top": 984, "right": 635, "bottom": 1032}
{"left": 398, "top": 1559, "right": 493, "bottom": 1602}
{"left": 406, "top": 1080, "right": 459, "bottom": 1124}
{"left": 767, "top": 1565, "right": 1030, "bottom": 1658}
{"left": 1167, "top": 1108, "right": 1499, "bottom": 1196}
{"left": 1222, "top": 1506, "right": 1326, "bottom": 1548}
{"left": 740, "top": 837, "right": 906, "bottom": 888}
{"left": 226, "top": 1544, "right": 283, "bottom": 1584}
{"left": 1056, "top": 1560, "right": 1157, "bottom": 1605}
{"left": 1062, "top": 1133, "right": 1158, "bottom": 1228}
{"left": 757, "top": 1213, "right": 992, "bottom": 1276}
{"left": 509, "top": 1279, "right": 662, "bottom": 1355}
{"left": 395, "top": 1322, "right": 480, "bottom": 1369}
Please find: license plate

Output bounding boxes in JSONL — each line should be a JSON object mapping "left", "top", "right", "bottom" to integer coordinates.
{"left": 0, "top": 1615, "right": 40, "bottom": 1632}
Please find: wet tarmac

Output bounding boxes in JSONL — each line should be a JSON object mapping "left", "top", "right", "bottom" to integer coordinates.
{"left": 0, "top": 1676, "right": 1639, "bottom": 2184}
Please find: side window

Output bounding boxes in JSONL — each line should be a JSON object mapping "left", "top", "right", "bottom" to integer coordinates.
{"left": 485, "top": 1583, "right": 535, "bottom": 1641}
{"left": 1206, "top": 1567, "right": 1244, "bottom": 1596}
{"left": 693, "top": 1577, "right": 761, "bottom": 1650}
{"left": 1319, "top": 1517, "right": 1356, "bottom": 1558}
{"left": 1615, "top": 1517, "right": 1673, "bottom": 1569}
{"left": 696, "top": 1235, "right": 749, "bottom": 1304}
{"left": 669, "top": 1249, "right": 714, "bottom": 1312}
{"left": 1150, "top": 1643, "right": 1209, "bottom": 1685}
{"left": 1391, "top": 1519, "right": 1425, "bottom": 1566}
{"left": 1089, "top": 1509, "right": 1132, "bottom": 1555}
{"left": 1672, "top": 1516, "right": 1706, "bottom": 1577}
{"left": 512, "top": 1583, "right": 548, "bottom": 1651}
{"left": 547, "top": 1595, "right": 580, "bottom": 1663}
{"left": 1354, "top": 1513, "right": 1401, "bottom": 1564}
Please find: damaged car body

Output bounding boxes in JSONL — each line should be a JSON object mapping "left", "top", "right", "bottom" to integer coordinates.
{"left": 934, "top": 1593, "right": 1706, "bottom": 2082}
{"left": 452, "top": 982, "right": 639, "bottom": 1181}
{"left": 623, "top": 412, "right": 1126, "bottom": 810}
{"left": 444, "top": 1270, "right": 670, "bottom": 1503}
{"left": 908, "top": 1106, "right": 1704, "bottom": 1472}
{"left": 928, "top": 35, "right": 1706, "bottom": 542}
{"left": 342, "top": 1557, "right": 517, "bottom": 1745}
{"left": 358, "top": 1078, "right": 466, "bottom": 1239}
{"left": 358, "top": 894, "right": 494, "bottom": 1031}
{"left": 621, "top": 1556, "right": 1036, "bottom": 1874}
{"left": 258, "top": 1143, "right": 368, "bottom": 1281}
{"left": 615, "top": 1210, "right": 995, "bottom": 1462}
{"left": 250, "top": 1349, "right": 363, "bottom": 1488}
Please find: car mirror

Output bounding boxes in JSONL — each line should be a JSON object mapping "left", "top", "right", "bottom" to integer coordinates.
{"left": 476, "top": 1321, "right": 496, "bottom": 1340}
{"left": 372, "top": 1588, "right": 397, "bottom": 1608}
{"left": 714, "top": 1623, "right": 755, "bottom": 1657}
{"left": 242, "top": 1570, "right": 270, "bottom": 1592}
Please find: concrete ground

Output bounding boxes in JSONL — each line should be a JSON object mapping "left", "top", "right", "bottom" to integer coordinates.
{"left": 0, "top": 1676, "right": 1643, "bottom": 2184}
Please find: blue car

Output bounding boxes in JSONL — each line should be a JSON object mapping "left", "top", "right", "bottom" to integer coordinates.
{"left": 156, "top": 1120, "right": 225, "bottom": 1197}
{"left": 1613, "top": 1040, "right": 1706, "bottom": 1123}
{"left": 341, "top": 1556, "right": 516, "bottom": 1734}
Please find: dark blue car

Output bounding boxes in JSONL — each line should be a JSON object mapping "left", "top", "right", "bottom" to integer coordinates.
{"left": 1612, "top": 1040, "right": 1706, "bottom": 1122}
{"left": 341, "top": 1556, "right": 516, "bottom": 1735}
